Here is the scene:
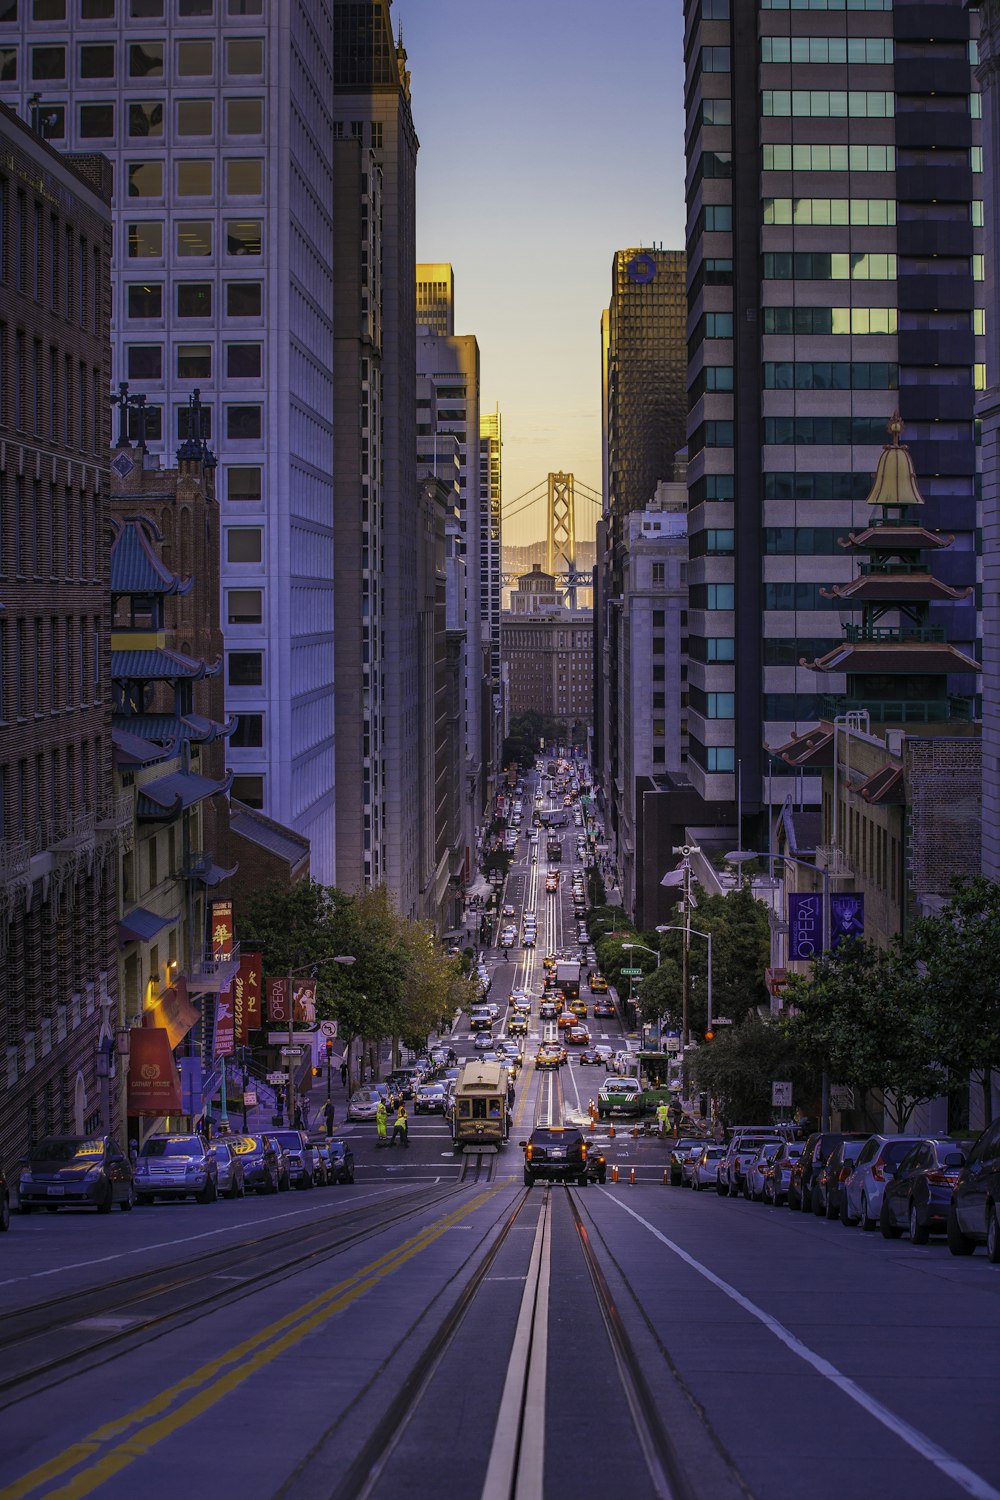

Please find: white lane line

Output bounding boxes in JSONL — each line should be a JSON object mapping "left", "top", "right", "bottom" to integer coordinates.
{"left": 0, "top": 1187, "right": 400, "bottom": 1289}
{"left": 602, "top": 1194, "right": 1000, "bottom": 1500}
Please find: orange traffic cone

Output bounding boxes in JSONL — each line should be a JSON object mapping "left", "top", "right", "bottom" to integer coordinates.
{"left": 611, "top": 1164, "right": 619, "bottom": 1183}
{"left": 589, "top": 1116, "right": 595, "bottom": 1132}
{"left": 662, "top": 1168, "right": 669, "bottom": 1185}
{"left": 609, "top": 1123, "right": 616, "bottom": 1138}
{"left": 630, "top": 1167, "right": 636, "bottom": 1186}
{"left": 632, "top": 1124, "right": 639, "bottom": 1139}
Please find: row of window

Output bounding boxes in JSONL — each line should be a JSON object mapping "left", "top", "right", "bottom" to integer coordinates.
{"left": 126, "top": 158, "right": 263, "bottom": 196}
{"left": 119, "top": 400, "right": 262, "bottom": 442}
{"left": 127, "top": 278, "right": 260, "bottom": 318}
{"left": 761, "top": 90, "right": 894, "bottom": 117}
{"left": 688, "top": 470, "right": 910, "bottom": 506}
{"left": 763, "top": 197, "right": 896, "bottom": 227}
{"left": 761, "top": 35, "right": 893, "bottom": 64}
{"left": 76, "top": 95, "right": 264, "bottom": 142}
{"left": 0, "top": 0, "right": 262, "bottom": 18}
{"left": 0, "top": 614, "right": 101, "bottom": 724}
{"left": 126, "top": 340, "right": 261, "bottom": 380}
{"left": 0, "top": 176, "right": 103, "bottom": 332}
{"left": 760, "top": 0, "right": 891, "bottom": 9}
{"left": 0, "top": 327, "right": 105, "bottom": 454}
{"left": 688, "top": 636, "right": 844, "bottom": 665}
{"left": 4, "top": 35, "right": 263, "bottom": 81}
{"left": 764, "top": 415, "right": 901, "bottom": 446}
{"left": 126, "top": 218, "right": 261, "bottom": 258}
{"left": 0, "top": 475, "right": 100, "bottom": 579}
{"left": 763, "top": 361, "right": 898, "bottom": 390}
{"left": 761, "top": 306, "right": 897, "bottom": 336}
{"left": 762, "top": 143, "right": 895, "bottom": 173}
{"left": 762, "top": 251, "right": 897, "bottom": 280}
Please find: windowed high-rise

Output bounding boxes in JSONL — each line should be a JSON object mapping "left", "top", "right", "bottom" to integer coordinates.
{"left": 683, "top": 0, "right": 982, "bottom": 833}
{"left": 0, "top": 0, "right": 338, "bottom": 878}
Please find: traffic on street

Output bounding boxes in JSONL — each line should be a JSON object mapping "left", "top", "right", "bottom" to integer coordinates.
{"left": 1, "top": 763, "right": 998, "bottom": 1500}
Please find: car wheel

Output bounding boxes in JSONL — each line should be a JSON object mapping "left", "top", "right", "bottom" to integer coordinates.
{"left": 800, "top": 1188, "right": 813, "bottom": 1214}
{"left": 716, "top": 1179, "right": 727, "bottom": 1196}
{"left": 986, "top": 1202, "right": 1000, "bottom": 1265}
{"left": 523, "top": 1169, "right": 534, "bottom": 1187}
{"left": 0, "top": 1195, "right": 9, "bottom": 1232}
{"left": 577, "top": 1174, "right": 589, "bottom": 1187}
{"left": 947, "top": 1203, "right": 976, "bottom": 1257}
{"left": 825, "top": 1193, "right": 838, "bottom": 1221}
{"left": 811, "top": 1187, "right": 824, "bottom": 1216}
{"left": 228, "top": 1177, "right": 240, "bottom": 1200}
{"left": 120, "top": 1183, "right": 136, "bottom": 1212}
{"left": 909, "top": 1202, "right": 929, "bottom": 1246}
{"left": 859, "top": 1193, "right": 875, "bottom": 1232}
{"left": 17, "top": 1203, "right": 32, "bottom": 1215}
{"left": 879, "top": 1200, "right": 903, "bottom": 1240}
{"left": 840, "top": 1195, "right": 859, "bottom": 1227}
{"left": 97, "top": 1181, "right": 114, "bottom": 1215}
{"left": 775, "top": 1193, "right": 785, "bottom": 1208}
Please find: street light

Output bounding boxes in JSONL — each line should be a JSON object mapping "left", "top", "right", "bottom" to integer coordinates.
{"left": 621, "top": 941, "right": 660, "bottom": 970}
{"left": 656, "top": 924, "right": 713, "bottom": 1037}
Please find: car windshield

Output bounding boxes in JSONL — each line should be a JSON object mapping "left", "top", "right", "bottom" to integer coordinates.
{"left": 231, "top": 1137, "right": 264, "bottom": 1155}
{"left": 531, "top": 1129, "right": 582, "bottom": 1146}
{"left": 30, "top": 1137, "right": 103, "bottom": 1163}
{"left": 141, "top": 1137, "right": 201, "bottom": 1158}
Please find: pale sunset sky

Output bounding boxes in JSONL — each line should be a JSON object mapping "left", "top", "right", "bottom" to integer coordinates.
{"left": 402, "top": 0, "right": 687, "bottom": 547}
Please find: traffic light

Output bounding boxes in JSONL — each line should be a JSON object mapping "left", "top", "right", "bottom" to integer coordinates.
{"left": 704, "top": 1029, "right": 714, "bottom": 1042}
{"left": 325, "top": 1038, "right": 334, "bottom": 1058}
{"left": 312, "top": 1065, "right": 321, "bottom": 1078}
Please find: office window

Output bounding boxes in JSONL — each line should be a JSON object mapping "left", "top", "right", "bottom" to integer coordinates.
{"left": 128, "top": 403, "right": 161, "bottom": 442}
{"left": 226, "top": 219, "right": 261, "bottom": 255}
{"left": 174, "top": 281, "right": 210, "bottom": 318}
{"left": 177, "top": 97, "right": 212, "bottom": 135}
{"left": 226, "top": 96, "right": 263, "bottom": 134}
{"left": 34, "top": 0, "right": 65, "bottom": 15}
{"left": 179, "top": 0, "right": 212, "bottom": 12}
{"left": 79, "top": 42, "right": 114, "bottom": 77}
{"left": 226, "top": 404, "right": 261, "bottom": 439}
{"left": 177, "top": 159, "right": 213, "bottom": 196}
{"left": 706, "top": 584, "right": 734, "bottom": 610}
{"left": 128, "top": 41, "right": 162, "bottom": 77}
{"left": 175, "top": 403, "right": 210, "bottom": 438}
{"left": 226, "top": 464, "right": 261, "bottom": 502}
{"left": 130, "top": 0, "right": 163, "bottom": 12}
{"left": 226, "top": 342, "right": 261, "bottom": 378}
{"left": 176, "top": 342, "right": 210, "bottom": 378}
{"left": 651, "top": 563, "right": 665, "bottom": 586}
{"left": 763, "top": 198, "right": 896, "bottom": 227}
{"left": 0, "top": 45, "right": 14, "bottom": 79}
{"left": 761, "top": 91, "right": 894, "bottom": 119}
{"left": 230, "top": 773, "right": 263, "bottom": 808}
{"left": 706, "top": 747, "right": 735, "bottom": 773}
{"left": 176, "top": 220, "right": 212, "bottom": 256}
{"left": 177, "top": 38, "right": 212, "bottom": 74}
{"left": 228, "top": 650, "right": 262, "bottom": 685}
{"left": 761, "top": 36, "right": 892, "bottom": 65}
{"left": 228, "top": 0, "right": 262, "bottom": 11}
{"left": 226, "top": 37, "right": 262, "bottom": 74}
{"left": 225, "top": 158, "right": 262, "bottom": 195}
{"left": 127, "top": 281, "right": 161, "bottom": 317}
{"left": 126, "top": 344, "right": 162, "bottom": 380}
{"left": 127, "top": 161, "right": 163, "bottom": 197}
{"left": 127, "top": 222, "right": 163, "bottom": 257}
{"left": 704, "top": 205, "right": 732, "bottom": 232}
{"left": 226, "top": 280, "right": 262, "bottom": 316}
{"left": 31, "top": 44, "right": 64, "bottom": 79}
{"left": 82, "top": 0, "right": 114, "bottom": 14}
{"left": 227, "top": 527, "right": 262, "bottom": 562}
{"left": 79, "top": 102, "right": 114, "bottom": 137}
{"left": 227, "top": 588, "right": 262, "bottom": 624}
{"left": 128, "top": 100, "right": 163, "bottom": 137}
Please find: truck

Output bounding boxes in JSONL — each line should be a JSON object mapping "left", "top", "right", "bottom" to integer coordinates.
{"left": 556, "top": 960, "right": 580, "bottom": 999}
{"left": 546, "top": 838, "right": 562, "bottom": 862}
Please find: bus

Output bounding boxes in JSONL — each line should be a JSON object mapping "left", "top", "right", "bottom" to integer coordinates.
{"left": 451, "top": 1061, "right": 509, "bottom": 1151}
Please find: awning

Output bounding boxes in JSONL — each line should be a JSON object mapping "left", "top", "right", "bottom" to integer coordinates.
{"left": 198, "top": 860, "right": 239, "bottom": 887}
{"left": 144, "top": 979, "right": 199, "bottom": 1049}
{"left": 137, "top": 768, "right": 233, "bottom": 820}
{"left": 119, "top": 906, "right": 180, "bottom": 945}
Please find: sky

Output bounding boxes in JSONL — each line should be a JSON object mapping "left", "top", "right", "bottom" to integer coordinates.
{"left": 401, "top": 0, "right": 687, "bottom": 547}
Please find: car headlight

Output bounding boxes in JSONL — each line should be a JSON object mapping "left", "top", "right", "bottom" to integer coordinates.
{"left": 135, "top": 1160, "right": 149, "bottom": 1175}
{"left": 185, "top": 1164, "right": 205, "bottom": 1178}
{"left": 85, "top": 1165, "right": 104, "bottom": 1179}
{"left": 19, "top": 1171, "right": 33, "bottom": 1185}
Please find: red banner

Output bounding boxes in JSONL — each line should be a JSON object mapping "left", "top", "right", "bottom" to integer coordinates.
{"left": 127, "top": 1027, "right": 183, "bottom": 1115}
{"left": 267, "top": 975, "right": 289, "bottom": 1023}
{"left": 211, "top": 899, "right": 234, "bottom": 961}
{"left": 214, "top": 986, "right": 235, "bottom": 1058}
{"left": 241, "top": 953, "right": 262, "bottom": 1034}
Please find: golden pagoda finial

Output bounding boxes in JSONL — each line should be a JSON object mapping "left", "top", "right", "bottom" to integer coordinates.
{"left": 887, "top": 410, "right": 903, "bottom": 445}
{"left": 864, "top": 409, "right": 924, "bottom": 509}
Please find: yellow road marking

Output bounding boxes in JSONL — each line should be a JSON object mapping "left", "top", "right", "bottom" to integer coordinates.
{"left": 1, "top": 1189, "right": 497, "bottom": 1500}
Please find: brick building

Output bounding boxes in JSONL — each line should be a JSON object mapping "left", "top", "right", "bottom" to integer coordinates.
{"left": 0, "top": 104, "right": 118, "bottom": 1168}
{"left": 502, "top": 567, "right": 593, "bottom": 733}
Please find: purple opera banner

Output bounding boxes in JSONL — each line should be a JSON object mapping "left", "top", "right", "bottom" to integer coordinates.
{"left": 830, "top": 893, "right": 865, "bottom": 948}
{"left": 788, "top": 892, "right": 824, "bottom": 961}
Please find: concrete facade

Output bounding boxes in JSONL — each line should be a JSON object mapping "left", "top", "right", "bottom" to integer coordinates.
{"left": 502, "top": 568, "right": 593, "bottom": 731}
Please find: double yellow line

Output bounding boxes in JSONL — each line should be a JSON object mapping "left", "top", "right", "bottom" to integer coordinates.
{"left": 2, "top": 1190, "right": 497, "bottom": 1500}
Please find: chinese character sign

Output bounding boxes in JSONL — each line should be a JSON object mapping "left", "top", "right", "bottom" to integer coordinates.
{"left": 830, "top": 892, "right": 865, "bottom": 948}
{"left": 211, "top": 899, "right": 234, "bottom": 961}
{"left": 233, "top": 954, "right": 262, "bottom": 1045}
{"left": 214, "top": 987, "right": 235, "bottom": 1058}
{"left": 267, "top": 975, "right": 290, "bottom": 1023}
{"left": 788, "top": 892, "right": 824, "bottom": 961}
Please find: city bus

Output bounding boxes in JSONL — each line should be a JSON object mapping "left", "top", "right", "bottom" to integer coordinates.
{"left": 451, "top": 1061, "right": 509, "bottom": 1151}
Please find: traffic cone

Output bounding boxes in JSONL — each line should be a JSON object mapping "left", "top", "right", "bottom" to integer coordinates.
{"left": 663, "top": 1169, "right": 669, "bottom": 1185}
{"left": 632, "top": 1124, "right": 639, "bottom": 1139}
{"left": 611, "top": 1164, "right": 619, "bottom": 1182}
{"left": 589, "top": 1116, "right": 595, "bottom": 1132}
{"left": 630, "top": 1167, "right": 636, "bottom": 1186}
{"left": 609, "top": 1123, "right": 616, "bottom": 1138}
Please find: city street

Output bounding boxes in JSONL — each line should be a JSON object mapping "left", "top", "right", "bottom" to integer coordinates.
{"left": 1, "top": 779, "right": 998, "bottom": 1500}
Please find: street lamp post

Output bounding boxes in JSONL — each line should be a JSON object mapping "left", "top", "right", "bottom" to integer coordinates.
{"left": 671, "top": 843, "right": 701, "bottom": 1080}
{"left": 285, "top": 956, "right": 355, "bottom": 1128}
{"left": 655, "top": 924, "right": 713, "bottom": 1037}
{"left": 621, "top": 941, "right": 659, "bottom": 1036}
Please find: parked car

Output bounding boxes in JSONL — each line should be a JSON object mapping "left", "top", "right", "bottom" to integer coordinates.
{"left": 717, "top": 1134, "right": 781, "bottom": 1198}
{"left": 210, "top": 1139, "right": 247, "bottom": 1199}
{"left": 947, "top": 1117, "right": 1000, "bottom": 1260}
{"left": 668, "top": 1138, "right": 707, "bottom": 1187}
{"left": 18, "top": 1134, "right": 135, "bottom": 1214}
{"left": 744, "top": 1142, "right": 783, "bottom": 1201}
{"left": 789, "top": 1132, "right": 870, "bottom": 1213}
{"left": 842, "top": 1134, "right": 924, "bottom": 1230}
{"left": 759, "top": 1141, "right": 804, "bottom": 1206}
{"left": 134, "top": 1135, "right": 218, "bottom": 1205}
{"left": 815, "top": 1138, "right": 867, "bottom": 1220}
{"left": 267, "top": 1130, "right": 319, "bottom": 1190}
{"left": 347, "top": 1089, "right": 382, "bottom": 1121}
{"left": 880, "top": 1138, "right": 970, "bottom": 1243}
{"left": 229, "top": 1134, "right": 282, "bottom": 1194}
{"left": 325, "top": 1139, "right": 355, "bottom": 1184}
{"left": 0, "top": 1164, "right": 9, "bottom": 1232}
{"left": 690, "top": 1144, "right": 727, "bottom": 1191}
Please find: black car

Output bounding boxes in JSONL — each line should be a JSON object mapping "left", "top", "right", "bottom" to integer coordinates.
{"left": 585, "top": 1144, "right": 607, "bottom": 1184}
{"left": 231, "top": 1134, "right": 283, "bottom": 1194}
{"left": 521, "top": 1127, "right": 590, "bottom": 1186}
{"left": 325, "top": 1140, "right": 355, "bottom": 1184}
{"left": 816, "top": 1138, "right": 867, "bottom": 1219}
{"left": 880, "top": 1138, "right": 969, "bottom": 1243}
{"left": 0, "top": 1163, "right": 9, "bottom": 1232}
{"left": 17, "top": 1135, "right": 135, "bottom": 1214}
{"left": 789, "top": 1132, "right": 869, "bottom": 1213}
{"left": 948, "top": 1117, "right": 1000, "bottom": 1260}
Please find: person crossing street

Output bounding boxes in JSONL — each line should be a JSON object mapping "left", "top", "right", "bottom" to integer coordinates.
{"left": 390, "top": 1103, "right": 409, "bottom": 1149}
{"left": 375, "top": 1098, "right": 388, "bottom": 1145}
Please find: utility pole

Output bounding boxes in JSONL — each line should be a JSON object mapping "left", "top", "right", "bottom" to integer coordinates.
{"left": 672, "top": 843, "right": 701, "bottom": 1100}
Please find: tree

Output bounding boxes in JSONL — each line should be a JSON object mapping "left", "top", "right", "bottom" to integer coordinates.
{"left": 654, "top": 885, "right": 772, "bottom": 1027}
{"left": 692, "top": 1014, "right": 815, "bottom": 1126}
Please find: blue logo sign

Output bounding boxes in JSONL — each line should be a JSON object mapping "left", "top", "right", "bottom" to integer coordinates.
{"left": 830, "top": 892, "right": 865, "bottom": 947}
{"left": 788, "top": 892, "right": 823, "bottom": 961}
{"left": 626, "top": 252, "right": 657, "bottom": 284}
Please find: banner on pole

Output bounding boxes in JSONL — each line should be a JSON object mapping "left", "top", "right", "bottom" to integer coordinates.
{"left": 267, "top": 975, "right": 289, "bottom": 1023}
{"left": 788, "top": 892, "right": 823, "bottom": 961}
{"left": 214, "top": 986, "right": 235, "bottom": 1058}
{"left": 211, "top": 899, "right": 234, "bottom": 961}
{"left": 830, "top": 892, "right": 865, "bottom": 948}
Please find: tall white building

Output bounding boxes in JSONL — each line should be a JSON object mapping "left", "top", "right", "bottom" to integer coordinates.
{"left": 0, "top": 0, "right": 338, "bottom": 878}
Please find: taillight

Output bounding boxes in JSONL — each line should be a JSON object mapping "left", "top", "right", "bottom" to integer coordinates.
{"left": 526, "top": 1145, "right": 533, "bottom": 1160}
{"left": 872, "top": 1162, "right": 885, "bottom": 1180}
{"left": 838, "top": 1166, "right": 852, "bottom": 1181}
{"left": 581, "top": 1145, "right": 588, "bottom": 1160}
{"left": 924, "top": 1170, "right": 953, "bottom": 1185}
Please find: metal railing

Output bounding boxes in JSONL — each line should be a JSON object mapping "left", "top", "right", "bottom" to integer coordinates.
{"left": 822, "top": 695, "right": 973, "bottom": 724}
{"left": 843, "top": 624, "right": 945, "bottom": 644}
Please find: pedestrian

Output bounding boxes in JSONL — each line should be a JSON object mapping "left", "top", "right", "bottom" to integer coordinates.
{"left": 376, "top": 1098, "right": 388, "bottom": 1145}
{"left": 656, "top": 1100, "right": 670, "bottom": 1138}
{"left": 340, "top": 1060, "right": 348, "bottom": 1088}
{"left": 129, "top": 1137, "right": 139, "bottom": 1167}
{"left": 293, "top": 1102, "right": 304, "bottom": 1130}
{"left": 324, "top": 1098, "right": 335, "bottom": 1135}
{"left": 390, "top": 1103, "right": 409, "bottom": 1149}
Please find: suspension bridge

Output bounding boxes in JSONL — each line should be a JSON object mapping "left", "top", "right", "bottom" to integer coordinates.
{"left": 500, "top": 472, "right": 603, "bottom": 607}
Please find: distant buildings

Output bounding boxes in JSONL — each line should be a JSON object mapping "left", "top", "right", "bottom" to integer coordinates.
{"left": 503, "top": 568, "right": 593, "bottom": 733}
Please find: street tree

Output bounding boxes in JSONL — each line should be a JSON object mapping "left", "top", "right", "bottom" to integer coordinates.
{"left": 691, "top": 1014, "right": 814, "bottom": 1127}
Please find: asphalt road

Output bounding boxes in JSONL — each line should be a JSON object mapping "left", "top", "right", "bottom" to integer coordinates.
{"left": 1, "top": 769, "right": 998, "bottom": 1500}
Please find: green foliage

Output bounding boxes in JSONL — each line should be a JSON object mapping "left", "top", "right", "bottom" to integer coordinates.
{"left": 655, "top": 886, "right": 771, "bottom": 1026}
{"left": 692, "top": 1014, "right": 815, "bottom": 1126}
{"left": 482, "top": 846, "right": 513, "bottom": 879}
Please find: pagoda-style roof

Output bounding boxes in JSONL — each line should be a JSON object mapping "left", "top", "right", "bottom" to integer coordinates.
{"left": 113, "top": 712, "right": 236, "bottom": 745}
{"left": 112, "top": 647, "right": 221, "bottom": 682}
{"left": 821, "top": 575, "right": 974, "bottom": 604}
{"left": 857, "top": 764, "right": 906, "bottom": 805}
{"left": 803, "top": 642, "right": 981, "bottom": 676}
{"left": 112, "top": 726, "right": 179, "bottom": 767}
{"left": 110, "top": 518, "right": 194, "bottom": 597}
{"left": 863, "top": 411, "right": 925, "bottom": 508}
{"left": 137, "top": 768, "right": 233, "bottom": 821}
{"left": 764, "top": 721, "right": 835, "bottom": 768}
{"left": 838, "top": 525, "right": 953, "bottom": 553}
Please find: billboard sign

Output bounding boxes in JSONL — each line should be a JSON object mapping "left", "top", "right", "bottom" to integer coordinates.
{"left": 127, "top": 1027, "right": 183, "bottom": 1115}
{"left": 788, "top": 892, "right": 823, "bottom": 961}
{"left": 211, "top": 899, "right": 234, "bottom": 961}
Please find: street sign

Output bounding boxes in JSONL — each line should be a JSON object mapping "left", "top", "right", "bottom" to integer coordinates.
{"left": 280, "top": 1046, "right": 305, "bottom": 1057}
{"left": 713, "top": 1016, "right": 733, "bottom": 1026}
{"left": 266, "top": 1071, "right": 285, "bottom": 1085}
{"left": 664, "top": 1037, "right": 681, "bottom": 1053}
{"left": 771, "top": 1080, "right": 793, "bottom": 1108}
{"left": 244, "top": 1089, "right": 257, "bottom": 1107}
{"left": 831, "top": 1085, "right": 855, "bottom": 1112}
{"left": 319, "top": 1019, "right": 338, "bottom": 1039}
{"left": 621, "top": 967, "right": 643, "bottom": 977}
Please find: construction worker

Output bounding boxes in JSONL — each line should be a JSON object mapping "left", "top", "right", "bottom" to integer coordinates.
{"left": 375, "top": 1098, "right": 388, "bottom": 1145}
{"left": 391, "top": 1103, "right": 409, "bottom": 1149}
{"left": 656, "top": 1100, "right": 670, "bottom": 1138}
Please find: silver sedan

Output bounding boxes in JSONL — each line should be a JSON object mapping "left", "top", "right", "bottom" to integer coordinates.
{"left": 210, "top": 1140, "right": 246, "bottom": 1199}
{"left": 690, "top": 1144, "right": 727, "bottom": 1191}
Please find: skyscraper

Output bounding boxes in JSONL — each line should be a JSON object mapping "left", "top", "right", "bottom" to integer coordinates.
{"left": 416, "top": 261, "right": 454, "bottom": 336}
{"left": 479, "top": 407, "right": 503, "bottom": 789}
{"left": 683, "top": 0, "right": 982, "bottom": 834}
{"left": 0, "top": 1, "right": 338, "bottom": 878}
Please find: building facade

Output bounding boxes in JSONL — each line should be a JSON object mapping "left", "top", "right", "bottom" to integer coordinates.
{"left": 416, "top": 261, "right": 454, "bottom": 336}
{"left": 0, "top": 107, "right": 118, "bottom": 1169}
{"left": 502, "top": 568, "right": 593, "bottom": 731}
{"left": 682, "top": 0, "right": 982, "bottom": 829}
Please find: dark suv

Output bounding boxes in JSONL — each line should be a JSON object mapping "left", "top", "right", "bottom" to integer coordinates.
{"left": 521, "top": 1127, "right": 590, "bottom": 1187}
{"left": 948, "top": 1117, "right": 1000, "bottom": 1261}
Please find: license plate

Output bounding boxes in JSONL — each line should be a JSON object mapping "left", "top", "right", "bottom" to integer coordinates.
{"left": 47, "top": 1185, "right": 65, "bottom": 1196}
{"left": 550, "top": 1150, "right": 564, "bottom": 1159}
